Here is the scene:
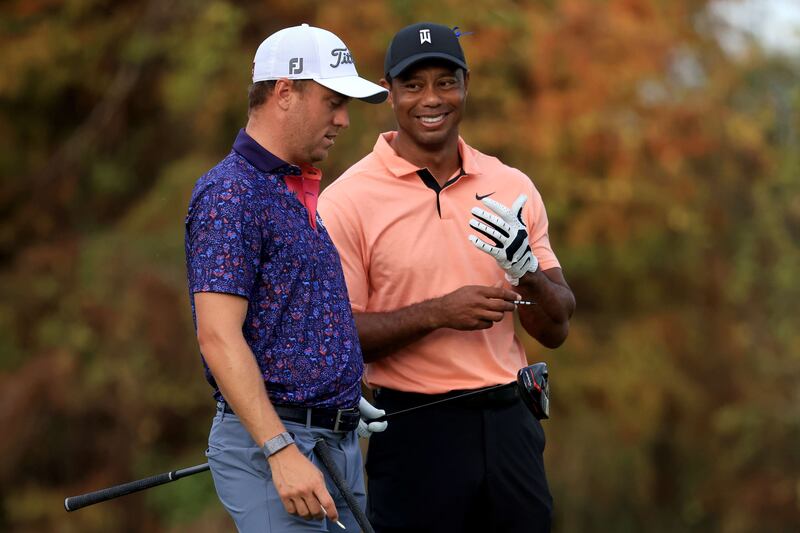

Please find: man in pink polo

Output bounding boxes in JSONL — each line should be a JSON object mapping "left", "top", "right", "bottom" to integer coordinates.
{"left": 318, "top": 22, "right": 575, "bottom": 533}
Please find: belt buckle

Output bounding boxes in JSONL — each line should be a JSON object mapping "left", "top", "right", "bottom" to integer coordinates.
{"left": 333, "top": 407, "right": 358, "bottom": 433}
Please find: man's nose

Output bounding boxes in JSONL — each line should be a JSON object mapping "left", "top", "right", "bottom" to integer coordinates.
{"left": 420, "top": 84, "right": 443, "bottom": 107}
{"left": 333, "top": 106, "right": 350, "bottom": 129}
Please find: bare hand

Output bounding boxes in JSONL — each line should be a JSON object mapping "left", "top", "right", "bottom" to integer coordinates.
{"left": 435, "top": 284, "right": 520, "bottom": 330}
{"left": 268, "top": 446, "right": 337, "bottom": 522}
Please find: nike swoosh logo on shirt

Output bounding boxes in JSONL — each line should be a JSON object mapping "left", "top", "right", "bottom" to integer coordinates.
{"left": 475, "top": 192, "right": 495, "bottom": 200}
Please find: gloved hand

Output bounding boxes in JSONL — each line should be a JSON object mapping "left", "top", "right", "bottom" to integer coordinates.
{"left": 357, "top": 397, "right": 388, "bottom": 439}
{"left": 468, "top": 194, "right": 538, "bottom": 285}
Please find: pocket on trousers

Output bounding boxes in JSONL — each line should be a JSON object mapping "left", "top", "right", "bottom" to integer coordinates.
{"left": 206, "top": 414, "right": 225, "bottom": 458}
{"left": 303, "top": 436, "right": 349, "bottom": 476}
{"left": 302, "top": 437, "right": 351, "bottom": 498}
{"left": 206, "top": 413, "right": 255, "bottom": 459}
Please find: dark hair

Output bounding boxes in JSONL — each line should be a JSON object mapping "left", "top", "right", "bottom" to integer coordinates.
{"left": 248, "top": 81, "right": 276, "bottom": 112}
{"left": 248, "top": 80, "right": 308, "bottom": 113}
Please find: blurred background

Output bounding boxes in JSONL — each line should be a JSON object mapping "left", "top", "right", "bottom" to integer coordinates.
{"left": 1, "top": 0, "right": 799, "bottom": 531}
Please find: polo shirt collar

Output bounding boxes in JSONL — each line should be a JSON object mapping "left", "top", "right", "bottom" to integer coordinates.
{"left": 373, "top": 131, "right": 482, "bottom": 178}
{"left": 232, "top": 128, "right": 287, "bottom": 173}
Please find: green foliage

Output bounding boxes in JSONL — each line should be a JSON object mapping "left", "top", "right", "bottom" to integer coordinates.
{"left": 1, "top": 0, "right": 799, "bottom": 531}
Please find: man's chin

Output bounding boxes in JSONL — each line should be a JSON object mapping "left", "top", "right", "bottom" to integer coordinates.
{"left": 411, "top": 129, "right": 453, "bottom": 148}
{"left": 308, "top": 149, "right": 330, "bottom": 164}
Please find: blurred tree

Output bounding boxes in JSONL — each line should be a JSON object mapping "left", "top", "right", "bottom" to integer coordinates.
{"left": 0, "top": 0, "right": 798, "bottom": 531}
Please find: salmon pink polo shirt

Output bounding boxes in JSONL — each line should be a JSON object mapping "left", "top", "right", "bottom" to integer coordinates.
{"left": 318, "top": 132, "right": 560, "bottom": 393}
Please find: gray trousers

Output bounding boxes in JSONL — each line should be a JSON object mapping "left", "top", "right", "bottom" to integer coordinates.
{"left": 207, "top": 408, "right": 366, "bottom": 532}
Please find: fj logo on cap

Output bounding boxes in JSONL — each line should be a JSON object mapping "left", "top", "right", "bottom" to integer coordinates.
{"left": 419, "top": 29, "right": 432, "bottom": 44}
{"left": 330, "top": 48, "right": 354, "bottom": 68}
{"left": 289, "top": 57, "right": 304, "bottom": 75}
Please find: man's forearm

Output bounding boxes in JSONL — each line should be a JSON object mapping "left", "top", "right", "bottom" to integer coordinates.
{"left": 199, "top": 327, "right": 339, "bottom": 521}
{"left": 354, "top": 299, "right": 442, "bottom": 362}
{"left": 517, "top": 267, "right": 576, "bottom": 348}
{"left": 199, "top": 332, "right": 287, "bottom": 448}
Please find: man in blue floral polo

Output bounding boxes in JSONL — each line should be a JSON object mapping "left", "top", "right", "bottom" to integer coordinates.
{"left": 184, "top": 24, "right": 387, "bottom": 532}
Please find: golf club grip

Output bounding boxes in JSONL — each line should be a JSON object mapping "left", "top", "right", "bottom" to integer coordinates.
{"left": 313, "top": 440, "right": 375, "bottom": 533}
{"left": 64, "top": 463, "right": 210, "bottom": 511}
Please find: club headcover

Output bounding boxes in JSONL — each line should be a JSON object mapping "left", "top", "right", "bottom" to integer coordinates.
{"left": 517, "top": 362, "right": 550, "bottom": 420}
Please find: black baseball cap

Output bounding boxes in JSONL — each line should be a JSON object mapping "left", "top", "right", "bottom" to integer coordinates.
{"left": 384, "top": 22, "right": 468, "bottom": 79}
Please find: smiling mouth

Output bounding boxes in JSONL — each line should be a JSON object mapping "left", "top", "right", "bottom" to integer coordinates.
{"left": 417, "top": 112, "right": 449, "bottom": 126}
{"left": 324, "top": 134, "right": 337, "bottom": 145}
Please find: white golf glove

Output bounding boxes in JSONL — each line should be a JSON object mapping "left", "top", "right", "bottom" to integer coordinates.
{"left": 357, "top": 397, "right": 388, "bottom": 439}
{"left": 468, "top": 194, "right": 538, "bottom": 285}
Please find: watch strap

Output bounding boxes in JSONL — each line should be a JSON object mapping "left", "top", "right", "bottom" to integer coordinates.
{"left": 262, "top": 431, "right": 295, "bottom": 458}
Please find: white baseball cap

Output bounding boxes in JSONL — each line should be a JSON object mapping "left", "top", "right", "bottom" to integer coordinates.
{"left": 253, "top": 24, "right": 388, "bottom": 104}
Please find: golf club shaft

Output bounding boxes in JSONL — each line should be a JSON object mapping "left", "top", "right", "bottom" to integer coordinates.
{"left": 371, "top": 383, "right": 512, "bottom": 422}
{"left": 314, "top": 439, "right": 374, "bottom": 533}
{"left": 64, "top": 463, "right": 210, "bottom": 511}
{"left": 65, "top": 448, "right": 372, "bottom": 530}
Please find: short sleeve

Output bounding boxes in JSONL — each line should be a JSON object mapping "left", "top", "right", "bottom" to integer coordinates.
{"left": 186, "top": 178, "right": 263, "bottom": 298}
{"left": 318, "top": 192, "right": 369, "bottom": 312}
{"left": 524, "top": 180, "right": 561, "bottom": 271}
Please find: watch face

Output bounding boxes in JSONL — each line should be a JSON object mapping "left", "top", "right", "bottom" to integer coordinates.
{"left": 264, "top": 432, "right": 294, "bottom": 456}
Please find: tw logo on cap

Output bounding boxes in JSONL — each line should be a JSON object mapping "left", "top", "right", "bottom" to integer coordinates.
{"left": 419, "top": 29, "right": 432, "bottom": 44}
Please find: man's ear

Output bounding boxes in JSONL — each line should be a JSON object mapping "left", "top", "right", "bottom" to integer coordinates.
{"left": 379, "top": 78, "right": 394, "bottom": 109}
{"left": 273, "top": 78, "right": 294, "bottom": 111}
{"left": 463, "top": 69, "right": 470, "bottom": 97}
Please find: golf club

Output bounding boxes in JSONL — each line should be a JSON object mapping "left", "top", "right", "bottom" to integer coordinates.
{"left": 314, "top": 439, "right": 374, "bottom": 532}
{"left": 65, "top": 363, "right": 549, "bottom": 513}
{"left": 370, "top": 362, "right": 550, "bottom": 422}
{"left": 64, "top": 463, "right": 210, "bottom": 512}
{"left": 65, "top": 443, "right": 371, "bottom": 529}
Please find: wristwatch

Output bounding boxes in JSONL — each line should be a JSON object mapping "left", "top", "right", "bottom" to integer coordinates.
{"left": 262, "top": 431, "right": 295, "bottom": 458}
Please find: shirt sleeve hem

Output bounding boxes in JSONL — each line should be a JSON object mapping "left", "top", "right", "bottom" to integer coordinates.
{"left": 190, "top": 286, "right": 251, "bottom": 300}
{"left": 538, "top": 259, "right": 561, "bottom": 271}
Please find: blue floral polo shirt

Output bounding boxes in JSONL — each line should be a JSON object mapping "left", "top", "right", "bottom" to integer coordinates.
{"left": 185, "top": 129, "right": 363, "bottom": 409}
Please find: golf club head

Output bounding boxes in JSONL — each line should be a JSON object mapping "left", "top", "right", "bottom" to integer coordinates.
{"left": 517, "top": 362, "right": 549, "bottom": 420}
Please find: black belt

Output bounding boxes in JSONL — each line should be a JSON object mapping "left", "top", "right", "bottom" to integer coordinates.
{"left": 375, "top": 382, "right": 519, "bottom": 410}
{"left": 216, "top": 401, "right": 360, "bottom": 433}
